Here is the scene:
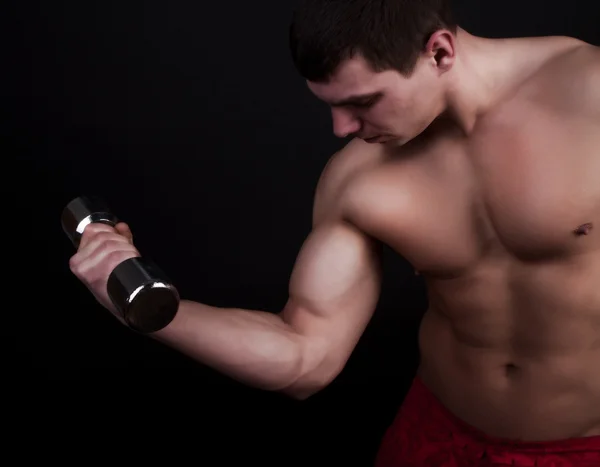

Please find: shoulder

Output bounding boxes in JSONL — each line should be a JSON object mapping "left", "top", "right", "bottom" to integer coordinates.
{"left": 561, "top": 44, "right": 600, "bottom": 118}
{"left": 312, "top": 138, "right": 385, "bottom": 226}
{"left": 527, "top": 39, "right": 600, "bottom": 117}
{"left": 549, "top": 39, "right": 600, "bottom": 69}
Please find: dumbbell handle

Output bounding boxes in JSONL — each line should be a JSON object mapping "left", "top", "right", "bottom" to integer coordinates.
{"left": 61, "top": 196, "right": 180, "bottom": 333}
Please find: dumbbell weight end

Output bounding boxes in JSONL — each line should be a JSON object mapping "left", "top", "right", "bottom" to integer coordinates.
{"left": 108, "top": 256, "right": 180, "bottom": 333}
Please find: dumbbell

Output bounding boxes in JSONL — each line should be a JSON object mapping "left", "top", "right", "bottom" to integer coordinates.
{"left": 61, "top": 196, "right": 180, "bottom": 333}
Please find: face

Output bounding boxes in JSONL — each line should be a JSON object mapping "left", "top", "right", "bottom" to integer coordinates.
{"left": 307, "top": 33, "right": 455, "bottom": 145}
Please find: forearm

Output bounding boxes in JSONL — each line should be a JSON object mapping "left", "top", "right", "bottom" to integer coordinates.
{"left": 150, "top": 300, "right": 306, "bottom": 393}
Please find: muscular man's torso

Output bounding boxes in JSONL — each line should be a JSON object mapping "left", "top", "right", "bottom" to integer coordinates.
{"left": 336, "top": 39, "right": 600, "bottom": 441}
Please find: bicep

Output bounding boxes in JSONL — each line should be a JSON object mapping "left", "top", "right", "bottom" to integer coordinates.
{"left": 279, "top": 220, "right": 382, "bottom": 383}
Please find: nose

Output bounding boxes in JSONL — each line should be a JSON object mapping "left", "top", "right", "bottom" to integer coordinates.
{"left": 331, "top": 108, "right": 361, "bottom": 139}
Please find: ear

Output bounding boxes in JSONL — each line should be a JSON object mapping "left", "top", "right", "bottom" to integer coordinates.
{"left": 424, "top": 30, "right": 456, "bottom": 73}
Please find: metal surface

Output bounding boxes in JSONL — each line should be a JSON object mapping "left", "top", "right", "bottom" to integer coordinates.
{"left": 61, "top": 196, "right": 119, "bottom": 248}
{"left": 107, "top": 257, "right": 180, "bottom": 333}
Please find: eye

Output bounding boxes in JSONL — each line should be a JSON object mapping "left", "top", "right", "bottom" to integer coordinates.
{"left": 348, "top": 102, "right": 370, "bottom": 111}
{"left": 356, "top": 99, "right": 373, "bottom": 107}
{"left": 354, "top": 96, "right": 379, "bottom": 109}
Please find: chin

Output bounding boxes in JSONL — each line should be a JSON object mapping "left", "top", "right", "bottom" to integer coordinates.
{"left": 380, "top": 136, "right": 405, "bottom": 146}
{"left": 383, "top": 139, "right": 405, "bottom": 148}
{"left": 364, "top": 135, "right": 396, "bottom": 144}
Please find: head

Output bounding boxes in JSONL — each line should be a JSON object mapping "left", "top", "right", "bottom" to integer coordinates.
{"left": 289, "top": 0, "right": 459, "bottom": 144}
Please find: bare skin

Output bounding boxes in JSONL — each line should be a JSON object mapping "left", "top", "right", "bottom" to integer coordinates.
{"left": 69, "top": 29, "right": 600, "bottom": 443}
{"left": 357, "top": 54, "right": 600, "bottom": 440}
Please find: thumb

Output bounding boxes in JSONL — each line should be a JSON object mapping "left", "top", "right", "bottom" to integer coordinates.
{"left": 115, "top": 222, "right": 134, "bottom": 243}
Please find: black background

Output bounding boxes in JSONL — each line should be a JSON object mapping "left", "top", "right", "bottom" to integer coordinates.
{"left": 4, "top": 0, "right": 600, "bottom": 464}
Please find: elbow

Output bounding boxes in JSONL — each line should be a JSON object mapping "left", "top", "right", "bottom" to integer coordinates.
{"left": 275, "top": 334, "right": 346, "bottom": 401}
{"left": 279, "top": 383, "right": 327, "bottom": 401}
{"left": 277, "top": 352, "right": 343, "bottom": 401}
{"left": 276, "top": 357, "right": 328, "bottom": 400}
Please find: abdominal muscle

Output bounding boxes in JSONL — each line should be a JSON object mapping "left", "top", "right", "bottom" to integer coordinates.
{"left": 416, "top": 261, "right": 600, "bottom": 442}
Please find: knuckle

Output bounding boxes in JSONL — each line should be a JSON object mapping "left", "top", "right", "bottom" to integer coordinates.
{"left": 80, "top": 225, "right": 99, "bottom": 239}
{"left": 69, "top": 257, "right": 88, "bottom": 280}
{"left": 94, "top": 232, "right": 117, "bottom": 245}
{"left": 82, "top": 232, "right": 123, "bottom": 253}
{"left": 80, "top": 224, "right": 116, "bottom": 241}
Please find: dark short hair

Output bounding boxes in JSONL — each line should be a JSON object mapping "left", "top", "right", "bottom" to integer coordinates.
{"left": 289, "top": 0, "right": 457, "bottom": 82}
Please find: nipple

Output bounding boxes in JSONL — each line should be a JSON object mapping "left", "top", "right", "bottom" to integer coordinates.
{"left": 574, "top": 223, "right": 594, "bottom": 236}
{"left": 505, "top": 363, "right": 520, "bottom": 378}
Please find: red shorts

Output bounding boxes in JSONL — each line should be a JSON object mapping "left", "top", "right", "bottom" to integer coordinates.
{"left": 375, "top": 376, "right": 600, "bottom": 466}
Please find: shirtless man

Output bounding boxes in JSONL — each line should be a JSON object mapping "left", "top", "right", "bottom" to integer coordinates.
{"left": 68, "top": 0, "right": 600, "bottom": 464}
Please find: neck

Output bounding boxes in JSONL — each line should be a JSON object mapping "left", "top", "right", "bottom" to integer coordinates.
{"left": 441, "top": 29, "right": 543, "bottom": 134}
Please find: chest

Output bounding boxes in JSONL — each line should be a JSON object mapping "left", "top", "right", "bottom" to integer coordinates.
{"left": 350, "top": 107, "right": 600, "bottom": 274}
{"left": 470, "top": 107, "right": 600, "bottom": 260}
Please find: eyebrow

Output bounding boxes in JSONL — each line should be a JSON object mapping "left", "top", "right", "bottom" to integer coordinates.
{"left": 328, "top": 92, "right": 382, "bottom": 107}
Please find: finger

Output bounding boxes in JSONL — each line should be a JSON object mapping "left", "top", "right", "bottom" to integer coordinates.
{"left": 80, "top": 248, "right": 140, "bottom": 295}
{"left": 79, "top": 223, "right": 119, "bottom": 250}
{"left": 73, "top": 240, "right": 139, "bottom": 281}
{"left": 74, "top": 232, "right": 133, "bottom": 266}
{"left": 115, "top": 222, "right": 134, "bottom": 243}
{"left": 79, "top": 229, "right": 131, "bottom": 257}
